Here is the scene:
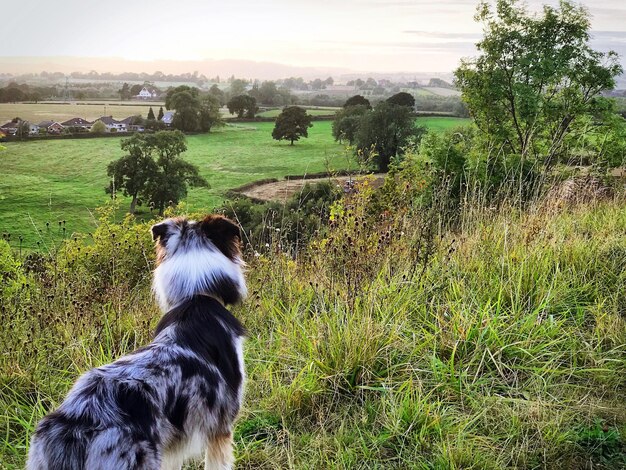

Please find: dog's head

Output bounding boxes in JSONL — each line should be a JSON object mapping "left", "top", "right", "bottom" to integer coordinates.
{"left": 151, "top": 215, "right": 246, "bottom": 311}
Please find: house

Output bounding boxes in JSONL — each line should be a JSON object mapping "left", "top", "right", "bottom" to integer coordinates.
{"left": 61, "top": 117, "right": 92, "bottom": 132}
{"left": 37, "top": 121, "right": 65, "bottom": 134}
{"left": 119, "top": 116, "right": 145, "bottom": 132}
{"left": 161, "top": 111, "right": 175, "bottom": 126}
{"left": 28, "top": 123, "right": 39, "bottom": 135}
{"left": 0, "top": 121, "right": 19, "bottom": 135}
{"left": 96, "top": 116, "right": 127, "bottom": 132}
{"left": 136, "top": 86, "right": 160, "bottom": 99}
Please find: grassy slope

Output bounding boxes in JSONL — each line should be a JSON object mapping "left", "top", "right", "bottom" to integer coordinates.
{"left": 1, "top": 199, "right": 624, "bottom": 469}
{"left": 0, "top": 121, "right": 352, "bottom": 250}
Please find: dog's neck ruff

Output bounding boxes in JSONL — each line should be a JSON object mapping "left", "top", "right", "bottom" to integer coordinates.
{"left": 152, "top": 244, "right": 247, "bottom": 312}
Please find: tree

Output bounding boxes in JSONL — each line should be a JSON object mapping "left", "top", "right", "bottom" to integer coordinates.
{"left": 130, "top": 84, "right": 143, "bottom": 96}
{"left": 198, "top": 95, "right": 223, "bottom": 132}
{"left": 332, "top": 104, "right": 369, "bottom": 145}
{"left": 157, "top": 107, "right": 164, "bottom": 121}
{"left": 142, "top": 132, "right": 208, "bottom": 213}
{"left": 227, "top": 95, "right": 258, "bottom": 118}
{"left": 228, "top": 79, "right": 248, "bottom": 98}
{"left": 355, "top": 102, "right": 425, "bottom": 172}
{"left": 454, "top": 0, "right": 622, "bottom": 167}
{"left": 344, "top": 95, "right": 371, "bottom": 109}
{"left": 91, "top": 120, "right": 107, "bottom": 134}
{"left": 106, "top": 135, "right": 159, "bottom": 213}
{"left": 272, "top": 106, "right": 313, "bottom": 145}
{"left": 208, "top": 84, "right": 226, "bottom": 105}
{"left": 105, "top": 131, "right": 207, "bottom": 214}
{"left": 168, "top": 87, "right": 200, "bottom": 132}
{"left": 147, "top": 107, "right": 156, "bottom": 121}
{"left": 119, "top": 83, "right": 131, "bottom": 100}
{"left": 387, "top": 92, "right": 415, "bottom": 108}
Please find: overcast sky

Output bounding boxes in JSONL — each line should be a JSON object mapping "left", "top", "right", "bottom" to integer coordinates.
{"left": 2, "top": 0, "right": 625, "bottom": 73}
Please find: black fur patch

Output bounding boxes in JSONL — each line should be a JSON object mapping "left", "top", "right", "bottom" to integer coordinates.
{"left": 155, "top": 296, "right": 245, "bottom": 393}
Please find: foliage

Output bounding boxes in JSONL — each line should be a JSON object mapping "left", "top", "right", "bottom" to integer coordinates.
{"left": 272, "top": 106, "right": 313, "bottom": 145}
{"left": 227, "top": 95, "right": 258, "bottom": 119}
{"left": 90, "top": 120, "right": 106, "bottom": 134}
{"left": 386, "top": 92, "right": 415, "bottom": 108}
{"left": 105, "top": 131, "right": 207, "bottom": 214}
{"left": 198, "top": 95, "right": 224, "bottom": 132}
{"left": 157, "top": 106, "right": 164, "bottom": 121}
{"left": 454, "top": 0, "right": 623, "bottom": 167}
{"left": 118, "top": 83, "right": 131, "bottom": 101}
{"left": 165, "top": 86, "right": 222, "bottom": 133}
{"left": 222, "top": 181, "right": 341, "bottom": 251}
{"left": 2, "top": 192, "right": 625, "bottom": 468}
{"left": 355, "top": 101, "right": 426, "bottom": 172}
{"left": 344, "top": 95, "right": 371, "bottom": 109}
{"left": 147, "top": 107, "right": 155, "bottom": 121}
{"left": 331, "top": 104, "right": 369, "bottom": 145}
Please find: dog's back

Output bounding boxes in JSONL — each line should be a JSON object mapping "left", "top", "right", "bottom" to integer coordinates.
{"left": 28, "top": 296, "right": 245, "bottom": 470}
{"left": 29, "top": 215, "right": 247, "bottom": 470}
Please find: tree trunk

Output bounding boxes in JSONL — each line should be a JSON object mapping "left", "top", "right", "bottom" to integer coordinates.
{"left": 129, "top": 194, "right": 138, "bottom": 214}
{"left": 290, "top": 139, "right": 294, "bottom": 145}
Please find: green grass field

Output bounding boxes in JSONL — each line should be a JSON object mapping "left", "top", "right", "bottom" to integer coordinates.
{"left": 0, "top": 121, "right": 353, "bottom": 251}
{"left": 0, "top": 102, "right": 166, "bottom": 125}
{"left": 415, "top": 116, "right": 470, "bottom": 131}
{"left": 0, "top": 117, "right": 469, "bottom": 251}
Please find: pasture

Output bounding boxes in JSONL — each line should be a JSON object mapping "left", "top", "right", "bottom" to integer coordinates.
{"left": 256, "top": 107, "right": 339, "bottom": 118}
{"left": 0, "top": 117, "right": 470, "bottom": 251}
{"left": 0, "top": 121, "right": 352, "bottom": 251}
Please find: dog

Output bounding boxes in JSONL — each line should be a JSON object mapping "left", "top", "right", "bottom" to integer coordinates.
{"left": 28, "top": 215, "right": 248, "bottom": 470}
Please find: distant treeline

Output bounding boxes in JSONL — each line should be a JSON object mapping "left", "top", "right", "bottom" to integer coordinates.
{"left": 0, "top": 83, "right": 58, "bottom": 102}
{"left": 3, "top": 70, "right": 211, "bottom": 85}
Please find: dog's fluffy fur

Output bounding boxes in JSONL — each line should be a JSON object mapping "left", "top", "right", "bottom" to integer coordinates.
{"left": 27, "top": 215, "right": 247, "bottom": 470}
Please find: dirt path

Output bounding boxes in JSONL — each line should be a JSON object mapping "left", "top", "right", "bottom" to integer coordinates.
{"left": 237, "top": 174, "right": 386, "bottom": 202}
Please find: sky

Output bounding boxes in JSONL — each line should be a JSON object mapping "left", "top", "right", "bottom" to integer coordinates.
{"left": 1, "top": 0, "right": 625, "bottom": 74}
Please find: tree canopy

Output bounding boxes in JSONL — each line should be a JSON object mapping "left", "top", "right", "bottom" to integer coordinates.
{"left": 227, "top": 95, "right": 258, "bottom": 118}
{"left": 165, "top": 86, "right": 223, "bottom": 133}
{"left": 387, "top": 92, "right": 415, "bottom": 108}
{"left": 355, "top": 102, "right": 425, "bottom": 172}
{"left": 106, "top": 131, "right": 208, "bottom": 214}
{"left": 344, "top": 95, "right": 371, "bottom": 109}
{"left": 454, "top": 0, "right": 623, "bottom": 167}
{"left": 272, "top": 106, "right": 313, "bottom": 145}
{"left": 332, "top": 104, "right": 369, "bottom": 145}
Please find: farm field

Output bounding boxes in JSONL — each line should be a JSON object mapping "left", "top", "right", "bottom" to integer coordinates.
{"left": 0, "top": 102, "right": 166, "bottom": 124}
{"left": 0, "top": 117, "right": 468, "bottom": 251}
{"left": 415, "top": 116, "right": 470, "bottom": 130}
{"left": 0, "top": 121, "right": 352, "bottom": 251}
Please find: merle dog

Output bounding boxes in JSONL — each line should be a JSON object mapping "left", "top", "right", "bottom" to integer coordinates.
{"left": 28, "top": 215, "right": 247, "bottom": 470}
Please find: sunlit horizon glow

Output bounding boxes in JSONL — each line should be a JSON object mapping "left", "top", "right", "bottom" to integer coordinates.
{"left": 2, "top": 0, "right": 625, "bottom": 76}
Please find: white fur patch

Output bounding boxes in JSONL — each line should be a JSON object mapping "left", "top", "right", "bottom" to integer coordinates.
{"left": 153, "top": 243, "right": 247, "bottom": 311}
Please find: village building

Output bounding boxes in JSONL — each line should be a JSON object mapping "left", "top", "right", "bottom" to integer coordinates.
{"left": 135, "top": 86, "right": 160, "bottom": 100}
{"left": 61, "top": 117, "right": 93, "bottom": 132}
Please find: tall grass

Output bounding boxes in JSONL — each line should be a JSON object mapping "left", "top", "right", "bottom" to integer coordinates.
{"left": 1, "top": 186, "right": 625, "bottom": 468}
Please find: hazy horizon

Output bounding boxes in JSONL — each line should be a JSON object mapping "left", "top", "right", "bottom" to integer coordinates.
{"left": 1, "top": 0, "right": 625, "bottom": 78}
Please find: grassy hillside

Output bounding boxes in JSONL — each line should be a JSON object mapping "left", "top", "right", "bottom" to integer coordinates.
{"left": 1, "top": 193, "right": 624, "bottom": 468}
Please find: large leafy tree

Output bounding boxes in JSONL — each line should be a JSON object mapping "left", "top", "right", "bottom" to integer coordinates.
{"left": 165, "top": 86, "right": 222, "bottom": 133}
{"left": 272, "top": 106, "right": 313, "bottom": 145}
{"left": 344, "top": 95, "right": 371, "bottom": 109}
{"left": 355, "top": 102, "right": 425, "bottom": 172}
{"left": 454, "top": 0, "right": 622, "bottom": 167}
{"left": 106, "top": 131, "right": 207, "bottom": 214}
{"left": 227, "top": 95, "right": 258, "bottom": 118}
{"left": 332, "top": 104, "right": 369, "bottom": 145}
{"left": 386, "top": 92, "right": 415, "bottom": 108}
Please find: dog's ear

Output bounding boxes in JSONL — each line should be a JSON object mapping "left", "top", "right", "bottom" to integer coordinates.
{"left": 151, "top": 221, "right": 170, "bottom": 242}
{"left": 200, "top": 215, "right": 241, "bottom": 259}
